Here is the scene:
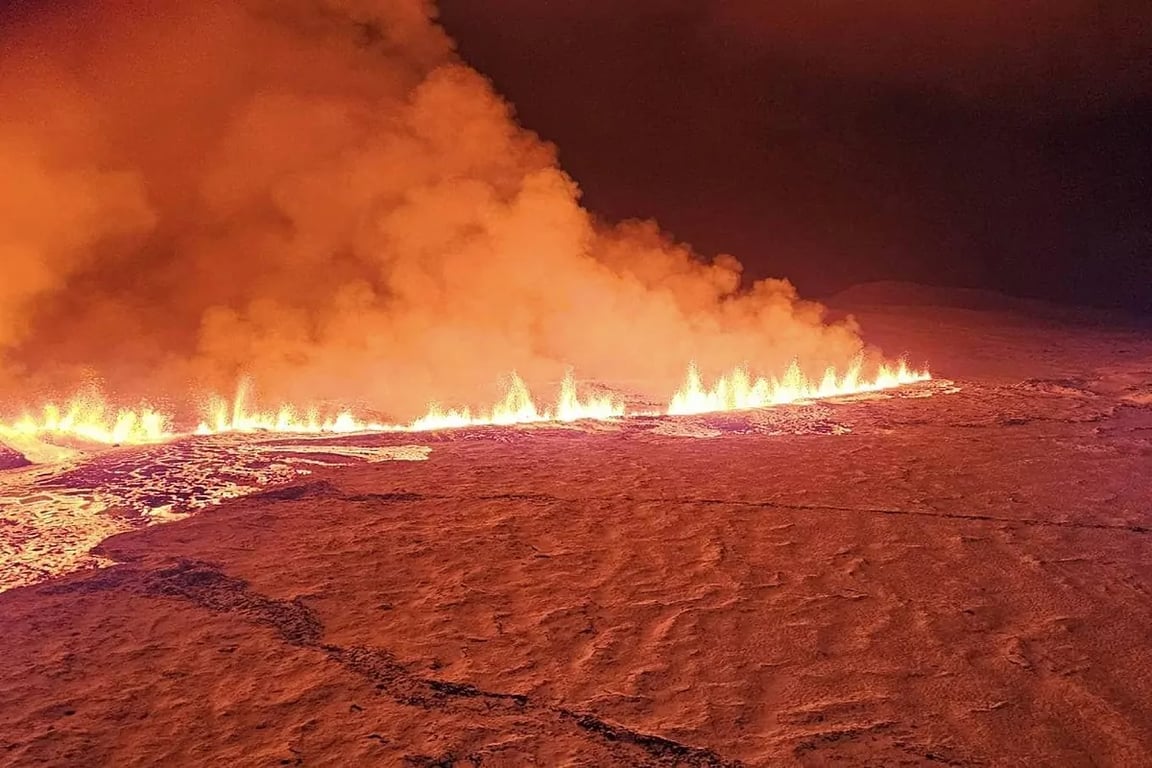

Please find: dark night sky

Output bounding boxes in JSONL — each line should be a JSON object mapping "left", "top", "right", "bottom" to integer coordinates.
{"left": 436, "top": 1, "right": 1152, "bottom": 311}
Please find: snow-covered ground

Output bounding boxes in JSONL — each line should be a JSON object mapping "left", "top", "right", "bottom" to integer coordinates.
{"left": 1, "top": 291, "right": 1150, "bottom": 765}
{"left": 0, "top": 436, "right": 432, "bottom": 591}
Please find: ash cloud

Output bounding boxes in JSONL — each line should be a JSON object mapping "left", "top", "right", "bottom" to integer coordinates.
{"left": 0, "top": 0, "right": 864, "bottom": 417}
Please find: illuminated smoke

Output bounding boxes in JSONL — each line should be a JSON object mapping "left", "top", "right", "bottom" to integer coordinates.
{"left": 0, "top": 0, "right": 866, "bottom": 419}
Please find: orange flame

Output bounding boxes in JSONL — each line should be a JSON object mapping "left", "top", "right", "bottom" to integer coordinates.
{"left": 0, "top": 393, "right": 172, "bottom": 445}
{"left": 667, "top": 359, "right": 930, "bottom": 415}
{"left": 409, "top": 370, "right": 625, "bottom": 431}
{"left": 194, "top": 379, "right": 391, "bottom": 436}
{"left": 0, "top": 359, "right": 932, "bottom": 448}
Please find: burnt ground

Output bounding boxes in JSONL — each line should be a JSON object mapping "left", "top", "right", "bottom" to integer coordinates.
{"left": 1, "top": 292, "right": 1151, "bottom": 766}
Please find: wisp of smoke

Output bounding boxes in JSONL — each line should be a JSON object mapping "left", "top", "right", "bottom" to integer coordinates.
{"left": 0, "top": 0, "right": 866, "bottom": 419}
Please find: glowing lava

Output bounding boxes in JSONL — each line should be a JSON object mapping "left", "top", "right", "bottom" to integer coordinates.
{"left": 195, "top": 380, "right": 391, "bottom": 436}
{"left": 0, "top": 393, "right": 172, "bottom": 445}
{"left": 0, "top": 359, "right": 931, "bottom": 448}
{"left": 409, "top": 371, "right": 625, "bottom": 431}
{"left": 667, "top": 359, "right": 931, "bottom": 416}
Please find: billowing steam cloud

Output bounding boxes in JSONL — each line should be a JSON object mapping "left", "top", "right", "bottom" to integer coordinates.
{"left": 0, "top": 0, "right": 864, "bottom": 418}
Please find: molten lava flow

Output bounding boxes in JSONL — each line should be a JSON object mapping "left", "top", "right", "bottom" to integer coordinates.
{"left": 667, "top": 359, "right": 931, "bottom": 416}
{"left": 0, "top": 359, "right": 931, "bottom": 448}
{"left": 195, "top": 380, "right": 392, "bottom": 436}
{"left": 195, "top": 371, "right": 624, "bottom": 436}
{"left": 0, "top": 393, "right": 172, "bottom": 445}
{"left": 409, "top": 371, "right": 625, "bottom": 431}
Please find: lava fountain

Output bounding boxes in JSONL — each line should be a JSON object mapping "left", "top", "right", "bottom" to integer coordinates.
{"left": 668, "top": 359, "right": 931, "bottom": 416}
{"left": 0, "top": 392, "right": 173, "bottom": 445}
{"left": 0, "top": 360, "right": 930, "bottom": 447}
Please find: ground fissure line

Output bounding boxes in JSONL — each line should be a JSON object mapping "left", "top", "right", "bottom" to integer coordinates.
{"left": 132, "top": 560, "right": 743, "bottom": 768}
{"left": 336, "top": 489, "right": 1149, "bottom": 536}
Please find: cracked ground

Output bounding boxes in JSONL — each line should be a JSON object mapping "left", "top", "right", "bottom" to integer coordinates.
{"left": 1, "top": 294, "right": 1151, "bottom": 766}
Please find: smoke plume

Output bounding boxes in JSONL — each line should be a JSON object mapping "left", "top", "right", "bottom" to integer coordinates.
{"left": 0, "top": 0, "right": 865, "bottom": 418}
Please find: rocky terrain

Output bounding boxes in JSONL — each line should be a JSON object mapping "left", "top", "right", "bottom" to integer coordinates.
{"left": 1, "top": 289, "right": 1150, "bottom": 766}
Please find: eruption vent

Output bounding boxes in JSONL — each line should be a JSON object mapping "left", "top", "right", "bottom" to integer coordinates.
{"left": 0, "top": 0, "right": 924, "bottom": 440}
